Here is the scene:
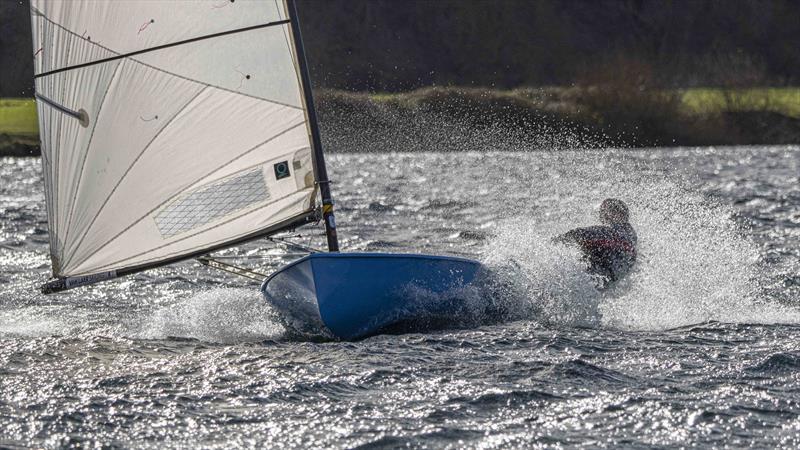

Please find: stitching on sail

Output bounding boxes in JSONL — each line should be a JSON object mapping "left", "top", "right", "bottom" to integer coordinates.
{"left": 154, "top": 168, "right": 270, "bottom": 238}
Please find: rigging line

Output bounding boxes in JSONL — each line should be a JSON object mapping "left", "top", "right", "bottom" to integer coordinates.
{"left": 35, "top": 19, "right": 291, "bottom": 79}
{"left": 268, "top": 236, "right": 322, "bottom": 254}
{"left": 32, "top": 11, "right": 301, "bottom": 111}
{"left": 197, "top": 256, "right": 268, "bottom": 281}
{"left": 65, "top": 124, "right": 307, "bottom": 272}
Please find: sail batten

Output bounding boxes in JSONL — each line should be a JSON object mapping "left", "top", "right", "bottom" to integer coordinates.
{"left": 35, "top": 19, "right": 292, "bottom": 79}
{"left": 31, "top": 0, "right": 321, "bottom": 285}
{"left": 35, "top": 8, "right": 303, "bottom": 110}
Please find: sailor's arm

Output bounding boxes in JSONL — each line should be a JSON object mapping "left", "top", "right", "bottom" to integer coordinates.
{"left": 552, "top": 226, "right": 608, "bottom": 245}
{"left": 552, "top": 228, "right": 588, "bottom": 245}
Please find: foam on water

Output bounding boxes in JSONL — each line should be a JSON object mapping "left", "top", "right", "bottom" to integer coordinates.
{"left": 137, "top": 288, "right": 285, "bottom": 343}
{"left": 0, "top": 306, "right": 76, "bottom": 338}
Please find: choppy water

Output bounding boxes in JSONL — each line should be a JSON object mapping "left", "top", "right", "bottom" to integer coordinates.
{"left": 1, "top": 145, "right": 799, "bottom": 448}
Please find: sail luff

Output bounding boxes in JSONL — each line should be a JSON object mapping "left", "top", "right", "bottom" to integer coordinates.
{"left": 31, "top": 15, "right": 58, "bottom": 274}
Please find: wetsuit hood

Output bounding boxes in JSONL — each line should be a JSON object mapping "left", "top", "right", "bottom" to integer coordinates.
{"left": 600, "top": 198, "right": 629, "bottom": 224}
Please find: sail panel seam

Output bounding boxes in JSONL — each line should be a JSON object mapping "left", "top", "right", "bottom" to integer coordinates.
{"left": 58, "top": 59, "right": 124, "bottom": 260}
{"left": 276, "top": 0, "right": 297, "bottom": 68}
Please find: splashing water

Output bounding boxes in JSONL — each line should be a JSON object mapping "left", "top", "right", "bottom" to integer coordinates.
{"left": 481, "top": 153, "right": 800, "bottom": 330}
{"left": 137, "top": 288, "right": 285, "bottom": 343}
{"left": 482, "top": 226, "right": 604, "bottom": 328}
{"left": 0, "top": 305, "right": 78, "bottom": 338}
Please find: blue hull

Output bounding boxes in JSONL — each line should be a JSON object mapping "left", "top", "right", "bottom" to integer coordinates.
{"left": 260, "top": 252, "right": 483, "bottom": 340}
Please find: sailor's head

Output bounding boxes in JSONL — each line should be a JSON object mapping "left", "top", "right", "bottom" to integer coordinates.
{"left": 599, "top": 198, "right": 629, "bottom": 224}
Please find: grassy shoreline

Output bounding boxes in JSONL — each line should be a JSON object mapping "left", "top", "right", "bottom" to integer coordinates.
{"left": 2, "top": 87, "right": 799, "bottom": 156}
{"left": 0, "top": 98, "right": 38, "bottom": 156}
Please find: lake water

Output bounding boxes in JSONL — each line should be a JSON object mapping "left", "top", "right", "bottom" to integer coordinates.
{"left": 1, "top": 146, "right": 799, "bottom": 448}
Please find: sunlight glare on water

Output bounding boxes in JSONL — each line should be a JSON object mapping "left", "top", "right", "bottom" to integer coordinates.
{"left": 1, "top": 144, "right": 799, "bottom": 448}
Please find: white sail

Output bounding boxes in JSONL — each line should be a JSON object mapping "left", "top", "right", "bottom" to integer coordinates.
{"left": 30, "top": 0, "right": 318, "bottom": 279}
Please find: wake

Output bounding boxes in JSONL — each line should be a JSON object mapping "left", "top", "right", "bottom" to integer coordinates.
{"left": 137, "top": 288, "right": 285, "bottom": 343}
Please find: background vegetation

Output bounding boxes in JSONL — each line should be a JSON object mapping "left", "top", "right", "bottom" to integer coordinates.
{"left": 1, "top": 0, "right": 799, "bottom": 154}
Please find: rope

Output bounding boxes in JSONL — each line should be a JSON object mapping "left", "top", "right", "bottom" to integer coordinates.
{"left": 196, "top": 226, "right": 326, "bottom": 281}
{"left": 196, "top": 256, "right": 267, "bottom": 281}
{"left": 268, "top": 235, "right": 324, "bottom": 254}
{"left": 201, "top": 253, "right": 309, "bottom": 260}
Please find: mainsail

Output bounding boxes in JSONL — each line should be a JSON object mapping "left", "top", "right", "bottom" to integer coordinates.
{"left": 29, "top": 0, "right": 337, "bottom": 292}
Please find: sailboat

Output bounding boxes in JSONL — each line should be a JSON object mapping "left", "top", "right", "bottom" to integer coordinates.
{"left": 29, "top": 0, "right": 483, "bottom": 340}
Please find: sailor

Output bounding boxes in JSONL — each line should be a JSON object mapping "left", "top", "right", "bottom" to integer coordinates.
{"left": 553, "top": 198, "right": 637, "bottom": 286}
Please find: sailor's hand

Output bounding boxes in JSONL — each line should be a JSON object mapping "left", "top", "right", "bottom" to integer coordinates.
{"left": 553, "top": 230, "right": 580, "bottom": 245}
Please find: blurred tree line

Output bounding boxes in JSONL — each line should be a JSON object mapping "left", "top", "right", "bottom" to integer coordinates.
{"left": 299, "top": 0, "right": 800, "bottom": 91}
{"left": 2, "top": 0, "right": 800, "bottom": 96}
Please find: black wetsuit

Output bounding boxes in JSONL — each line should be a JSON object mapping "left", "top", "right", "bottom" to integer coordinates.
{"left": 557, "top": 222, "right": 637, "bottom": 284}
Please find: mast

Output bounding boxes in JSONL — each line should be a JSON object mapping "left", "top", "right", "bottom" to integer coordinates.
{"left": 286, "top": 0, "right": 340, "bottom": 252}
